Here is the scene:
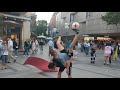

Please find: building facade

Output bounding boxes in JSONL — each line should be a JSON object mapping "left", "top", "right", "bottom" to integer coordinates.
{"left": 54, "top": 12, "right": 120, "bottom": 41}
{"left": 0, "top": 12, "right": 37, "bottom": 49}
{"left": 49, "top": 12, "right": 58, "bottom": 37}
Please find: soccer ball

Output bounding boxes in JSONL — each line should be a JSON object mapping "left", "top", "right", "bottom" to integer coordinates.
{"left": 72, "top": 22, "right": 80, "bottom": 31}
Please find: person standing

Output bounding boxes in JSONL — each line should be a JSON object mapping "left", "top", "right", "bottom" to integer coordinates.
{"left": 81, "top": 42, "right": 84, "bottom": 52}
{"left": 31, "top": 39, "right": 37, "bottom": 54}
{"left": 35, "top": 39, "right": 39, "bottom": 52}
{"left": 13, "top": 39, "right": 19, "bottom": 57}
{"left": 39, "top": 39, "right": 44, "bottom": 52}
{"left": 84, "top": 41, "right": 90, "bottom": 55}
{"left": 48, "top": 39, "right": 54, "bottom": 56}
{"left": 109, "top": 43, "right": 113, "bottom": 64}
{"left": 28, "top": 39, "right": 32, "bottom": 52}
{"left": 7, "top": 37, "right": 16, "bottom": 63}
{"left": 77, "top": 41, "right": 81, "bottom": 54}
{"left": 1, "top": 40, "right": 8, "bottom": 70}
{"left": 23, "top": 39, "right": 29, "bottom": 56}
{"left": 118, "top": 45, "right": 120, "bottom": 59}
{"left": 113, "top": 43, "right": 118, "bottom": 61}
{"left": 104, "top": 43, "right": 112, "bottom": 65}
{"left": 67, "top": 40, "right": 71, "bottom": 49}
{"left": 0, "top": 37, "right": 3, "bottom": 60}
{"left": 90, "top": 47, "right": 96, "bottom": 64}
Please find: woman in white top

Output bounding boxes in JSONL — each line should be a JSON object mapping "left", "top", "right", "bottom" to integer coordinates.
{"left": 1, "top": 41, "right": 8, "bottom": 70}
{"left": 104, "top": 43, "right": 112, "bottom": 65}
{"left": 77, "top": 41, "right": 81, "bottom": 54}
{"left": 32, "top": 39, "right": 36, "bottom": 54}
{"left": 35, "top": 39, "right": 39, "bottom": 52}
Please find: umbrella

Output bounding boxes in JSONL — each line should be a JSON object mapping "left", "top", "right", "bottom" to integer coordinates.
{"left": 37, "top": 35, "right": 46, "bottom": 38}
{"left": 46, "top": 37, "right": 53, "bottom": 40}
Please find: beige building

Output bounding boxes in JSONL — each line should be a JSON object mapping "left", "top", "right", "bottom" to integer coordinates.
{"left": 55, "top": 12, "right": 120, "bottom": 40}
{"left": 0, "top": 12, "right": 37, "bottom": 49}
{"left": 49, "top": 12, "right": 58, "bottom": 37}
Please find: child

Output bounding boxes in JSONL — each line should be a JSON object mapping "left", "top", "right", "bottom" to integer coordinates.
{"left": 1, "top": 41, "right": 8, "bottom": 70}
{"left": 90, "top": 47, "right": 96, "bottom": 64}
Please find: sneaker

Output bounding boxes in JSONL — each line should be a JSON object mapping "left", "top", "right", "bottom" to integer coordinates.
{"left": 14, "top": 59, "right": 16, "bottom": 63}
{"left": 104, "top": 62, "right": 106, "bottom": 65}
{"left": 7, "top": 61, "right": 10, "bottom": 63}
{"left": 5, "top": 67, "right": 7, "bottom": 69}
{"left": 15, "top": 56, "right": 18, "bottom": 58}
{"left": 91, "top": 61, "right": 92, "bottom": 63}
{"left": 106, "top": 62, "right": 109, "bottom": 65}
{"left": 28, "top": 55, "right": 30, "bottom": 57}
{"left": 109, "top": 60, "right": 111, "bottom": 64}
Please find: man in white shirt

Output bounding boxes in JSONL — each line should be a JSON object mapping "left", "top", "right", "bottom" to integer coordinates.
{"left": 48, "top": 40, "right": 54, "bottom": 48}
{"left": 84, "top": 41, "right": 90, "bottom": 55}
{"left": 7, "top": 37, "right": 16, "bottom": 63}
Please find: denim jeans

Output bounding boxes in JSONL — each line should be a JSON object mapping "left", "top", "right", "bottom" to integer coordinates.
{"left": 14, "top": 49, "right": 18, "bottom": 56}
{"left": 23, "top": 47, "right": 29, "bottom": 55}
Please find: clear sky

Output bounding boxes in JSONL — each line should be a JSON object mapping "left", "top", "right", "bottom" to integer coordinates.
{"left": 36, "top": 12, "right": 54, "bottom": 23}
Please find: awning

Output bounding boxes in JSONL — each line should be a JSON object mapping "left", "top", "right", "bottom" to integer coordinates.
{"left": 3, "top": 20, "right": 21, "bottom": 25}
{"left": 46, "top": 37, "right": 53, "bottom": 40}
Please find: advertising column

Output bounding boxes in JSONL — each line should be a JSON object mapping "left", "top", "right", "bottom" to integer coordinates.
{"left": 22, "top": 20, "right": 30, "bottom": 49}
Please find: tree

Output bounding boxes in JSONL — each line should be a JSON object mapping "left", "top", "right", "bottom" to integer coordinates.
{"left": 101, "top": 12, "right": 120, "bottom": 26}
{"left": 31, "top": 20, "right": 47, "bottom": 36}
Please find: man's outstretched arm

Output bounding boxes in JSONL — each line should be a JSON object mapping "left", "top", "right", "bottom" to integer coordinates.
{"left": 69, "top": 31, "right": 79, "bottom": 51}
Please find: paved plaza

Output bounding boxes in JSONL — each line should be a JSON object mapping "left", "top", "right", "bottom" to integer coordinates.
{"left": 0, "top": 45, "right": 120, "bottom": 78}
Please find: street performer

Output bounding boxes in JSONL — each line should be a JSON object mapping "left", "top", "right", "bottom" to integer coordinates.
{"left": 48, "top": 29, "right": 79, "bottom": 78}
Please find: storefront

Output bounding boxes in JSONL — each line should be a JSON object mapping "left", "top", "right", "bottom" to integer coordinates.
{"left": 0, "top": 12, "right": 36, "bottom": 49}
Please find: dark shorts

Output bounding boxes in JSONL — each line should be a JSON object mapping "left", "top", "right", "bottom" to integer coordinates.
{"left": 2, "top": 55, "right": 8, "bottom": 64}
{"left": 59, "top": 62, "right": 72, "bottom": 75}
{"left": 60, "top": 49, "right": 67, "bottom": 53}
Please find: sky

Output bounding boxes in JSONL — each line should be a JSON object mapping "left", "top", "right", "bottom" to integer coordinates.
{"left": 36, "top": 12, "right": 54, "bottom": 23}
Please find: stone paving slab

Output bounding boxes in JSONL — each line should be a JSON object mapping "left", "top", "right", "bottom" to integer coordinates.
{"left": 73, "top": 64, "right": 120, "bottom": 78}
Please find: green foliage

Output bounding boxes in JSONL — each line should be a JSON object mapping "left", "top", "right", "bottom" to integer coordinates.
{"left": 101, "top": 12, "right": 120, "bottom": 26}
{"left": 31, "top": 20, "right": 47, "bottom": 36}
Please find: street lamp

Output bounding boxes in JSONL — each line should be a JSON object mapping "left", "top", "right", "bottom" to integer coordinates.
{"left": 65, "top": 23, "right": 70, "bottom": 49}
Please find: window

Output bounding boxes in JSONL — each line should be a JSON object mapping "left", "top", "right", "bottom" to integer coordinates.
{"left": 86, "top": 12, "right": 93, "bottom": 18}
{"left": 70, "top": 14, "right": 74, "bottom": 22}
{"left": 86, "top": 12, "right": 90, "bottom": 18}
